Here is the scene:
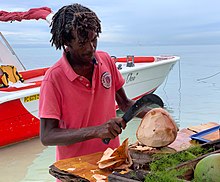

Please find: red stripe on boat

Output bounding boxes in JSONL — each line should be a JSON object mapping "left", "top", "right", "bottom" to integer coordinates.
{"left": 114, "top": 56, "right": 155, "bottom": 63}
{"left": 20, "top": 67, "right": 48, "bottom": 80}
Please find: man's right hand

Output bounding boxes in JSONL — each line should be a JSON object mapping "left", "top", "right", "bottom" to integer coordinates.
{"left": 97, "top": 117, "right": 127, "bottom": 140}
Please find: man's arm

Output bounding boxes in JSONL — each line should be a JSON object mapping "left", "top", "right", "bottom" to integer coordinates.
{"left": 40, "top": 117, "right": 125, "bottom": 146}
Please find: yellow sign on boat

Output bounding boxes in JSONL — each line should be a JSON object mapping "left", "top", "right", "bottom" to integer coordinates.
{"left": 24, "top": 94, "right": 39, "bottom": 102}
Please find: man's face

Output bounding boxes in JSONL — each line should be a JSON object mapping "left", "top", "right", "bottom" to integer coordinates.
{"left": 67, "top": 30, "right": 98, "bottom": 63}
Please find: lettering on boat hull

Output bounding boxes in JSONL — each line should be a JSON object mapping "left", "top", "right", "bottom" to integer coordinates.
{"left": 126, "top": 72, "right": 139, "bottom": 84}
{"left": 24, "top": 94, "right": 39, "bottom": 102}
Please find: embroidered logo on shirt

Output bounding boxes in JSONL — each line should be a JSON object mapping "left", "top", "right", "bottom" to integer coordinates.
{"left": 101, "top": 72, "right": 112, "bottom": 89}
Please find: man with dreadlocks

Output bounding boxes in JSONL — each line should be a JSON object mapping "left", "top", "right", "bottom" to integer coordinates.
{"left": 39, "top": 3, "right": 140, "bottom": 161}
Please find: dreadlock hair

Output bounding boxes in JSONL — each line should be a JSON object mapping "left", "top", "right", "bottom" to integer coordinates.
{"left": 50, "top": 3, "right": 101, "bottom": 51}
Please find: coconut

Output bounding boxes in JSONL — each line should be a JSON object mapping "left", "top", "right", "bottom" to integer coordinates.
{"left": 194, "top": 153, "right": 220, "bottom": 181}
{"left": 136, "top": 108, "right": 178, "bottom": 148}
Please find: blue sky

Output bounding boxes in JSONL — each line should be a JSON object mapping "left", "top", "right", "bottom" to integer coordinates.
{"left": 1, "top": 0, "right": 220, "bottom": 48}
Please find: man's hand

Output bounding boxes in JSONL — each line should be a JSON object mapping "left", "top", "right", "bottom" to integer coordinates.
{"left": 97, "top": 117, "right": 127, "bottom": 140}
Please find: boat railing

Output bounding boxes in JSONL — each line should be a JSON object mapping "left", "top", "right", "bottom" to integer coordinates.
{"left": 0, "top": 32, "right": 26, "bottom": 71}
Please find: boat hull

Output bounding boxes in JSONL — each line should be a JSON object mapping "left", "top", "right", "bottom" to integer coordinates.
{"left": 0, "top": 98, "right": 39, "bottom": 147}
{"left": 121, "top": 60, "right": 176, "bottom": 99}
{"left": 0, "top": 56, "right": 179, "bottom": 147}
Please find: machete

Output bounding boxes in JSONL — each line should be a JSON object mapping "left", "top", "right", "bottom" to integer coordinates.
{"left": 102, "top": 93, "right": 164, "bottom": 144}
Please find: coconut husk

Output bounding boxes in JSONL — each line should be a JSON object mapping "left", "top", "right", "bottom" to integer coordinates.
{"left": 97, "top": 138, "right": 132, "bottom": 170}
{"left": 136, "top": 108, "right": 178, "bottom": 148}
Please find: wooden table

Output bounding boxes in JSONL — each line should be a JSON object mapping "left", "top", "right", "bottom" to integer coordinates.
{"left": 49, "top": 122, "right": 219, "bottom": 182}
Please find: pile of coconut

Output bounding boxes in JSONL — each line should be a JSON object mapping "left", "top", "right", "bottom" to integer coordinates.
{"left": 98, "top": 108, "right": 178, "bottom": 170}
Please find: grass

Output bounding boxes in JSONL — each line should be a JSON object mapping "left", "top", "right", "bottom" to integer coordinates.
{"left": 144, "top": 145, "right": 214, "bottom": 181}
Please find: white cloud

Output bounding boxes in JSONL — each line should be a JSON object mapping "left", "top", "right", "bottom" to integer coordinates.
{"left": 1, "top": 0, "right": 220, "bottom": 46}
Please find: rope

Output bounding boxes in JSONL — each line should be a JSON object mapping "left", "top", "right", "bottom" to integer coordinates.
{"left": 177, "top": 60, "right": 182, "bottom": 124}
{"left": 197, "top": 71, "right": 220, "bottom": 81}
{"left": 162, "top": 59, "right": 182, "bottom": 124}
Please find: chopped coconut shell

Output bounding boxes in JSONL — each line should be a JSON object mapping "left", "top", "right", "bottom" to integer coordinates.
{"left": 92, "top": 174, "right": 107, "bottom": 182}
{"left": 97, "top": 138, "right": 132, "bottom": 169}
{"left": 97, "top": 148, "right": 117, "bottom": 163}
{"left": 136, "top": 108, "right": 178, "bottom": 148}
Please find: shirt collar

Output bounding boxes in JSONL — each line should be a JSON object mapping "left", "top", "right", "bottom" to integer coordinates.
{"left": 60, "top": 52, "right": 100, "bottom": 82}
{"left": 60, "top": 52, "right": 78, "bottom": 81}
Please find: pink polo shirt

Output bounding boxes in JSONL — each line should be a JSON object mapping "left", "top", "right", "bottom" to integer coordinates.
{"left": 39, "top": 51, "right": 125, "bottom": 160}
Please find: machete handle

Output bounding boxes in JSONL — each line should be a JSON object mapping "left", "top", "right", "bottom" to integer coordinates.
{"left": 102, "top": 123, "right": 122, "bottom": 144}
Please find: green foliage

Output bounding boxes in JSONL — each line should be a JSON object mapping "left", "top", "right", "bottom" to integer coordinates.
{"left": 150, "top": 150, "right": 196, "bottom": 172}
{"left": 145, "top": 169, "right": 187, "bottom": 182}
{"left": 144, "top": 145, "right": 214, "bottom": 181}
{"left": 186, "top": 145, "right": 214, "bottom": 157}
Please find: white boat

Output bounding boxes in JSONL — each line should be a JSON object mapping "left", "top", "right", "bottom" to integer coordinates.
{"left": 0, "top": 7, "right": 179, "bottom": 147}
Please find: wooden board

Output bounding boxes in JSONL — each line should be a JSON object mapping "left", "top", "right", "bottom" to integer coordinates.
{"left": 187, "top": 122, "right": 219, "bottom": 133}
{"left": 50, "top": 152, "right": 112, "bottom": 182}
{"left": 168, "top": 128, "right": 196, "bottom": 151}
{"left": 203, "top": 130, "right": 219, "bottom": 141}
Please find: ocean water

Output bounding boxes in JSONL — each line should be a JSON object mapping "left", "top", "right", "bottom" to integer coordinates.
{"left": 1, "top": 44, "right": 220, "bottom": 181}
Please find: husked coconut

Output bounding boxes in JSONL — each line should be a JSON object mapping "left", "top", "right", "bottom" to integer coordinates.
{"left": 136, "top": 108, "right": 178, "bottom": 147}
